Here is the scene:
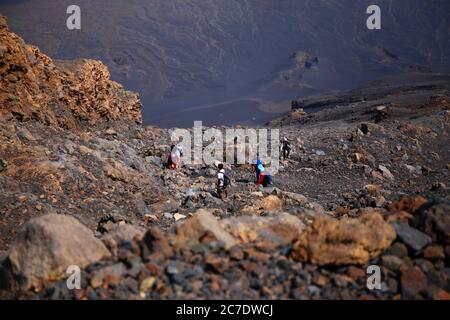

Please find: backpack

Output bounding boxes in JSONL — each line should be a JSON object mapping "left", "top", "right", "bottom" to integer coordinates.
{"left": 283, "top": 140, "right": 291, "bottom": 151}
{"left": 223, "top": 173, "right": 231, "bottom": 187}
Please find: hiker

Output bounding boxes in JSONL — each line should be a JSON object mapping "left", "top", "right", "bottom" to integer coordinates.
{"left": 253, "top": 156, "right": 262, "bottom": 182}
{"left": 279, "top": 137, "right": 292, "bottom": 160}
{"left": 217, "top": 163, "right": 230, "bottom": 200}
{"left": 255, "top": 163, "right": 272, "bottom": 188}
{"left": 166, "top": 144, "right": 183, "bottom": 169}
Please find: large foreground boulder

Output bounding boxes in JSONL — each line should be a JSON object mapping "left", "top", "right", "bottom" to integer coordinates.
{"left": 292, "top": 213, "right": 396, "bottom": 265}
{"left": 6, "top": 214, "right": 111, "bottom": 289}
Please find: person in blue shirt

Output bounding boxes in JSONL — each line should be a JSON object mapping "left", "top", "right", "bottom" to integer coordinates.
{"left": 255, "top": 163, "right": 272, "bottom": 188}
{"left": 253, "top": 155, "right": 262, "bottom": 182}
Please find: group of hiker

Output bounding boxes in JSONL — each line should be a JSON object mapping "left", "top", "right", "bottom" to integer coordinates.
{"left": 165, "top": 138, "right": 292, "bottom": 200}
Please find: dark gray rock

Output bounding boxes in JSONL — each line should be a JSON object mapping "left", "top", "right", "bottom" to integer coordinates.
{"left": 393, "top": 221, "right": 432, "bottom": 253}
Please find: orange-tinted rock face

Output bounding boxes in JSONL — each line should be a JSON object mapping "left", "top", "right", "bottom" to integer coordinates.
{"left": 0, "top": 15, "right": 142, "bottom": 129}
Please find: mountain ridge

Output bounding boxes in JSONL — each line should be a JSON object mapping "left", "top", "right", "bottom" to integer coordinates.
{"left": 2, "top": 0, "right": 449, "bottom": 126}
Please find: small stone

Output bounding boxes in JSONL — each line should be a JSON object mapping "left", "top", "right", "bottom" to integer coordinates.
{"left": 312, "top": 274, "right": 328, "bottom": 287}
{"left": 229, "top": 246, "right": 244, "bottom": 261}
{"left": 166, "top": 265, "right": 179, "bottom": 275}
{"left": 375, "top": 195, "right": 386, "bottom": 207}
{"left": 423, "top": 245, "right": 445, "bottom": 260}
{"left": 393, "top": 221, "right": 432, "bottom": 253}
{"left": 364, "top": 184, "right": 380, "bottom": 194}
{"left": 385, "top": 242, "right": 409, "bottom": 258}
{"left": 400, "top": 265, "right": 428, "bottom": 298}
{"left": 204, "top": 255, "right": 228, "bottom": 273}
{"left": 381, "top": 255, "right": 403, "bottom": 271}
{"left": 105, "top": 128, "right": 117, "bottom": 136}
{"left": 387, "top": 278, "right": 398, "bottom": 293}
{"left": 174, "top": 213, "right": 187, "bottom": 221}
{"left": 139, "top": 277, "right": 156, "bottom": 297}
{"left": 163, "top": 212, "right": 173, "bottom": 219}
{"left": 16, "top": 128, "right": 36, "bottom": 142}
{"left": 315, "top": 150, "right": 326, "bottom": 156}
{"left": 144, "top": 214, "right": 158, "bottom": 223}
{"left": 378, "top": 165, "right": 394, "bottom": 181}
{"left": 332, "top": 274, "right": 352, "bottom": 288}
{"left": 347, "top": 266, "right": 366, "bottom": 280}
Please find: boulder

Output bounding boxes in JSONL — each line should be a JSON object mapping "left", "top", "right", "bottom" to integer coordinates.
{"left": 291, "top": 213, "right": 396, "bottom": 265}
{"left": 378, "top": 165, "right": 394, "bottom": 181}
{"left": 7, "top": 214, "right": 110, "bottom": 289}
{"left": 170, "top": 209, "right": 236, "bottom": 250}
{"left": 241, "top": 195, "right": 283, "bottom": 215}
{"left": 102, "top": 224, "right": 146, "bottom": 255}
{"left": 389, "top": 196, "right": 428, "bottom": 215}
{"left": 413, "top": 199, "right": 450, "bottom": 245}
{"left": 142, "top": 227, "right": 173, "bottom": 259}
{"left": 221, "top": 213, "right": 305, "bottom": 250}
{"left": 279, "top": 191, "right": 309, "bottom": 207}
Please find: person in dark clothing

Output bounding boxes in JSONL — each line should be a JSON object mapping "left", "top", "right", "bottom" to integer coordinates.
{"left": 280, "top": 137, "right": 292, "bottom": 160}
{"left": 253, "top": 157, "right": 262, "bottom": 182}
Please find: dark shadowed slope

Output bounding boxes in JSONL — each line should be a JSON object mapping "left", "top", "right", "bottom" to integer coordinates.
{"left": 1, "top": 0, "right": 449, "bottom": 126}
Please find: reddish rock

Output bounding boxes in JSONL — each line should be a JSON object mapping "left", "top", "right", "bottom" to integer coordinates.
{"left": 347, "top": 266, "right": 366, "bottom": 280}
{"left": 0, "top": 15, "right": 142, "bottom": 128}
{"left": 423, "top": 245, "right": 445, "bottom": 260}
{"left": 400, "top": 265, "right": 428, "bottom": 298}
{"left": 170, "top": 210, "right": 236, "bottom": 250}
{"left": 204, "top": 255, "right": 229, "bottom": 273}
{"left": 435, "top": 289, "right": 450, "bottom": 300}
{"left": 292, "top": 213, "right": 396, "bottom": 265}
{"left": 142, "top": 227, "right": 173, "bottom": 259}
{"left": 389, "top": 196, "right": 428, "bottom": 214}
{"left": 312, "top": 274, "right": 328, "bottom": 287}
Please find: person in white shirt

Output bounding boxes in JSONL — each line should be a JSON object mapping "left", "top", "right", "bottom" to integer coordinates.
{"left": 217, "top": 163, "right": 229, "bottom": 200}
{"left": 167, "top": 144, "right": 183, "bottom": 169}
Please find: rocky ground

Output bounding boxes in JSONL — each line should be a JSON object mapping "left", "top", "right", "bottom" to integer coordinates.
{"left": 0, "top": 15, "right": 449, "bottom": 300}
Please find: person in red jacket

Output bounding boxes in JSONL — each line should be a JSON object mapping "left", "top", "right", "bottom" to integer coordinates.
{"left": 255, "top": 163, "right": 272, "bottom": 188}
